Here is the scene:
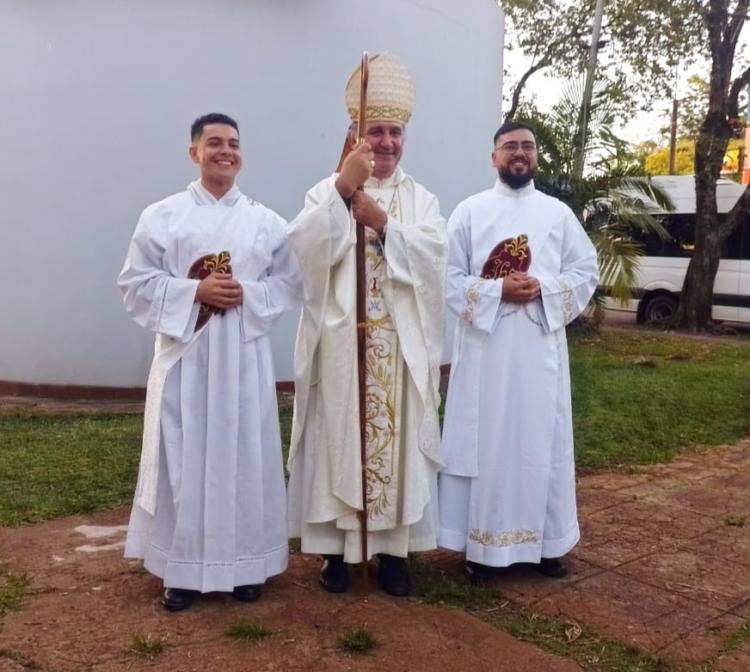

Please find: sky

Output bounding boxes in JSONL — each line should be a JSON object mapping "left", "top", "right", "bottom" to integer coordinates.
{"left": 502, "top": 48, "right": 697, "bottom": 146}
{"left": 500, "top": 6, "right": 750, "bottom": 148}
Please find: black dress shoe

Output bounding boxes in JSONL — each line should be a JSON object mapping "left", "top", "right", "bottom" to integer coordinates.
{"left": 538, "top": 557, "right": 568, "bottom": 578}
{"left": 233, "top": 584, "right": 262, "bottom": 602}
{"left": 161, "top": 587, "right": 196, "bottom": 612}
{"left": 376, "top": 554, "right": 410, "bottom": 597}
{"left": 465, "top": 560, "right": 495, "bottom": 584}
{"left": 319, "top": 555, "right": 349, "bottom": 593}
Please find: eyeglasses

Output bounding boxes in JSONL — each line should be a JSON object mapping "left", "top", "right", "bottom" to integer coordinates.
{"left": 496, "top": 141, "right": 537, "bottom": 154}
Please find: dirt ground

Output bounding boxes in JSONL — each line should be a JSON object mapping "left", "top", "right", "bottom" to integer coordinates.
{"left": 0, "top": 507, "right": 581, "bottom": 672}
{"left": 2, "top": 437, "right": 750, "bottom": 671}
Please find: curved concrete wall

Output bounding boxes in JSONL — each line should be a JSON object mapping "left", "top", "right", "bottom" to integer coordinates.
{"left": 0, "top": 0, "right": 503, "bottom": 387}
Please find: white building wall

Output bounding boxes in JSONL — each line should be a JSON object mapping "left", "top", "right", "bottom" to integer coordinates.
{"left": 0, "top": 0, "right": 503, "bottom": 387}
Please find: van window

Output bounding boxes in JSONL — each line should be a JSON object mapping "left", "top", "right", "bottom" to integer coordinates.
{"left": 739, "top": 216, "right": 750, "bottom": 260}
{"left": 630, "top": 211, "right": 750, "bottom": 259}
{"left": 636, "top": 215, "right": 695, "bottom": 257}
{"left": 724, "top": 217, "right": 743, "bottom": 259}
{"left": 717, "top": 213, "right": 750, "bottom": 260}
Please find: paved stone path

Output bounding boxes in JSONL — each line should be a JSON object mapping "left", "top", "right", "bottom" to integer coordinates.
{"left": 432, "top": 437, "right": 750, "bottom": 671}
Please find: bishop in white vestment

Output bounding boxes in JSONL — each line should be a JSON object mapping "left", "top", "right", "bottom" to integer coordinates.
{"left": 439, "top": 122, "right": 598, "bottom": 578}
{"left": 286, "top": 55, "right": 446, "bottom": 596}
{"left": 118, "top": 114, "right": 302, "bottom": 610}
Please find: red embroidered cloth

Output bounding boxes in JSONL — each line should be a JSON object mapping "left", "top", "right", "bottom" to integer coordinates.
{"left": 188, "top": 251, "right": 232, "bottom": 330}
{"left": 480, "top": 234, "right": 531, "bottom": 279}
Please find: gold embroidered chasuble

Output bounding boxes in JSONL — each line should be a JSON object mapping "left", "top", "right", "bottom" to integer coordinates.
{"left": 338, "top": 181, "right": 405, "bottom": 532}
{"left": 286, "top": 168, "right": 447, "bottom": 553}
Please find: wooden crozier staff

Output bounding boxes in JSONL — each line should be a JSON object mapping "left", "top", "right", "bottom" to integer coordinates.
{"left": 335, "top": 51, "right": 371, "bottom": 594}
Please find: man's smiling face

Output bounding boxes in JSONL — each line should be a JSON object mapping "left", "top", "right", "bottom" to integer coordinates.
{"left": 189, "top": 123, "right": 242, "bottom": 184}
{"left": 364, "top": 122, "right": 405, "bottom": 179}
{"left": 492, "top": 128, "right": 538, "bottom": 189}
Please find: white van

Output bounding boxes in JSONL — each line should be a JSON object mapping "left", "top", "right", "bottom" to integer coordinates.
{"left": 606, "top": 175, "right": 750, "bottom": 324}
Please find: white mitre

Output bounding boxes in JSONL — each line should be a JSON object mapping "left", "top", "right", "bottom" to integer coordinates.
{"left": 345, "top": 53, "right": 415, "bottom": 124}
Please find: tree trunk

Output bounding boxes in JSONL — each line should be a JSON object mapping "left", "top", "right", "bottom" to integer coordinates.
{"left": 678, "top": 223, "right": 723, "bottom": 330}
{"left": 678, "top": 120, "right": 730, "bottom": 330}
{"left": 678, "top": 109, "right": 730, "bottom": 330}
{"left": 677, "top": 1, "right": 737, "bottom": 331}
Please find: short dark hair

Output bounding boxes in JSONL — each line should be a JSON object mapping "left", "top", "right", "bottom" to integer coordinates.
{"left": 493, "top": 121, "right": 535, "bottom": 146}
{"left": 190, "top": 113, "right": 239, "bottom": 142}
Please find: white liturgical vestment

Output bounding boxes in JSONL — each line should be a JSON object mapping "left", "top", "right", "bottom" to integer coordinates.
{"left": 439, "top": 179, "right": 598, "bottom": 566}
{"left": 118, "top": 180, "right": 301, "bottom": 591}
{"left": 287, "top": 167, "right": 446, "bottom": 561}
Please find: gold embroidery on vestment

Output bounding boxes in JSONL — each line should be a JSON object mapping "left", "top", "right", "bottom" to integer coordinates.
{"left": 469, "top": 528, "right": 540, "bottom": 547}
{"left": 358, "top": 316, "right": 392, "bottom": 330}
{"left": 348, "top": 105, "right": 411, "bottom": 124}
{"left": 462, "top": 280, "right": 484, "bottom": 322}
{"left": 504, "top": 234, "right": 529, "bottom": 261}
{"left": 374, "top": 186, "right": 401, "bottom": 221}
{"left": 361, "top": 186, "right": 403, "bottom": 524}
{"left": 481, "top": 234, "right": 531, "bottom": 279}
{"left": 559, "top": 277, "right": 574, "bottom": 325}
{"left": 201, "top": 250, "right": 231, "bottom": 274}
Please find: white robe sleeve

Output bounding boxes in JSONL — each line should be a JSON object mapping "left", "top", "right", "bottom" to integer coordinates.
{"left": 287, "top": 182, "right": 356, "bottom": 284}
{"left": 381, "top": 187, "right": 447, "bottom": 467}
{"left": 118, "top": 206, "right": 200, "bottom": 342}
{"left": 383, "top": 189, "right": 447, "bottom": 362}
{"left": 538, "top": 208, "right": 599, "bottom": 333}
{"left": 286, "top": 179, "right": 359, "bottom": 466}
{"left": 382, "top": 193, "right": 444, "bottom": 289}
{"left": 445, "top": 203, "right": 503, "bottom": 334}
{"left": 239, "top": 219, "right": 303, "bottom": 342}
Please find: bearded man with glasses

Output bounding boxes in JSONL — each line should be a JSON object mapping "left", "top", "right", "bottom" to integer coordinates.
{"left": 438, "top": 121, "right": 599, "bottom": 582}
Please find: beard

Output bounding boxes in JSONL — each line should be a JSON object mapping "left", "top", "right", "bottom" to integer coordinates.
{"left": 498, "top": 164, "right": 535, "bottom": 189}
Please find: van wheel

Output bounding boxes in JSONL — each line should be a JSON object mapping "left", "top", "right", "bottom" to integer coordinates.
{"left": 641, "top": 293, "right": 678, "bottom": 323}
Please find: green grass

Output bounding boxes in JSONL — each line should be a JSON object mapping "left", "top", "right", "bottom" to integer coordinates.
{"left": 0, "top": 414, "right": 142, "bottom": 526}
{"left": 127, "top": 632, "right": 169, "bottom": 660}
{"left": 278, "top": 394, "right": 293, "bottom": 463}
{"left": 225, "top": 619, "right": 271, "bottom": 643}
{"left": 337, "top": 626, "right": 377, "bottom": 654}
{"left": 491, "top": 611, "right": 672, "bottom": 672}
{"left": 570, "top": 330, "right": 750, "bottom": 468}
{"left": 724, "top": 515, "right": 747, "bottom": 528}
{"left": 410, "top": 560, "right": 674, "bottom": 671}
{"left": 409, "top": 556, "right": 502, "bottom": 608}
{"left": 0, "top": 332, "right": 748, "bottom": 526}
{"left": 415, "top": 574, "right": 500, "bottom": 608}
{"left": 0, "top": 649, "right": 40, "bottom": 669}
{"left": 719, "top": 619, "right": 750, "bottom": 655}
{"left": 0, "top": 571, "right": 30, "bottom": 616}
{"left": 0, "top": 395, "right": 293, "bottom": 527}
